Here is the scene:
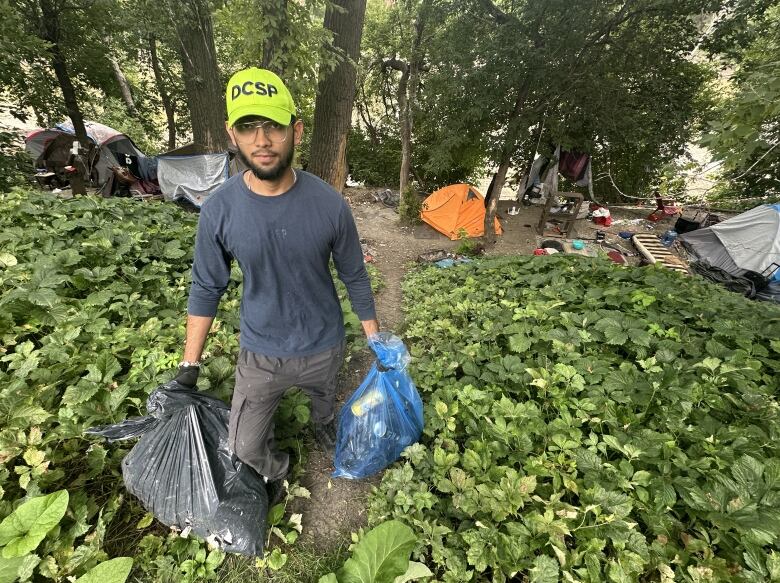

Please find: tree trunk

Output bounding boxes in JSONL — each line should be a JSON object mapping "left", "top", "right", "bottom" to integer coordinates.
{"left": 149, "top": 35, "right": 177, "bottom": 150}
{"left": 483, "top": 86, "right": 530, "bottom": 244}
{"left": 397, "top": 64, "right": 411, "bottom": 196}
{"left": 173, "top": 0, "right": 229, "bottom": 153}
{"left": 308, "top": 0, "right": 367, "bottom": 192}
{"left": 398, "top": 8, "right": 428, "bottom": 196}
{"left": 109, "top": 56, "right": 138, "bottom": 116}
{"left": 38, "top": 0, "right": 88, "bottom": 194}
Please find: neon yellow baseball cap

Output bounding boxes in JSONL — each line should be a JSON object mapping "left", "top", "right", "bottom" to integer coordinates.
{"left": 225, "top": 67, "right": 296, "bottom": 128}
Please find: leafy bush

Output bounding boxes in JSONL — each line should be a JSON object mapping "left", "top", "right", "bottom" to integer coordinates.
{"left": 371, "top": 256, "right": 780, "bottom": 582}
{"left": 398, "top": 185, "right": 423, "bottom": 225}
{"left": 454, "top": 229, "right": 482, "bottom": 258}
{"left": 346, "top": 126, "right": 401, "bottom": 188}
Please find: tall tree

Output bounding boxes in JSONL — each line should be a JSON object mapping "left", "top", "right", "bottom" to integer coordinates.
{"left": 214, "top": 0, "right": 336, "bottom": 113}
{"left": 27, "top": 0, "right": 89, "bottom": 149}
{"left": 107, "top": 54, "right": 138, "bottom": 116}
{"left": 359, "top": 0, "right": 434, "bottom": 219}
{"left": 308, "top": 0, "right": 367, "bottom": 191}
{"left": 169, "top": 0, "right": 229, "bottom": 153}
{"left": 382, "top": 3, "right": 428, "bottom": 202}
{"left": 412, "top": 0, "right": 716, "bottom": 243}
{"left": 701, "top": 0, "right": 780, "bottom": 201}
{"left": 148, "top": 35, "right": 177, "bottom": 150}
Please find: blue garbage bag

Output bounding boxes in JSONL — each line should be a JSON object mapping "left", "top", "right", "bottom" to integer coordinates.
{"left": 333, "top": 333, "right": 424, "bottom": 479}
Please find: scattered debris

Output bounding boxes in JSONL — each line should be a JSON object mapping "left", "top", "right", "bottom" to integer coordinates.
{"left": 632, "top": 233, "right": 688, "bottom": 274}
{"left": 417, "top": 249, "right": 450, "bottom": 263}
{"left": 372, "top": 189, "right": 400, "bottom": 208}
{"left": 416, "top": 249, "right": 473, "bottom": 265}
{"left": 360, "top": 238, "right": 377, "bottom": 263}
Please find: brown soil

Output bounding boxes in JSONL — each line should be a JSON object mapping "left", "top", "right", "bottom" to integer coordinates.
{"left": 291, "top": 188, "right": 689, "bottom": 550}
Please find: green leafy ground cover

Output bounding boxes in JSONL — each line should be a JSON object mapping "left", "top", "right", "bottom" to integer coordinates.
{"left": 371, "top": 256, "right": 780, "bottom": 582}
{"left": 0, "top": 189, "right": 377, "bottom": 582}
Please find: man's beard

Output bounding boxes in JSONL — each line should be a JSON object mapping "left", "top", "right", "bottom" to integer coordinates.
{"left": 237, "top": 143, "right": 295, "bottom": 181}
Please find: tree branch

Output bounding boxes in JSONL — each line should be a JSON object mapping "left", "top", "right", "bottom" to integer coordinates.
{"left": 381, "top": 57, "right": 408, "bottom": 73}
{"left": 475, "top": 0, "right": 511, "bottom": 25}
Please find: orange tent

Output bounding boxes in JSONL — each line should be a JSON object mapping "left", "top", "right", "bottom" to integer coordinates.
{"left": 420, "top": 184, "right": 503, "bottom": 240}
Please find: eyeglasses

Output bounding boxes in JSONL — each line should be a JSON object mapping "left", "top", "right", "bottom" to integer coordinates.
{"left": 232, "top": 120, "right": 291, "bottom": 144}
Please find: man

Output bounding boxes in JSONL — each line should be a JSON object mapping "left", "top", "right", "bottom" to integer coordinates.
{"left": 175, "top": 67, "right": 379, "bottom": 495}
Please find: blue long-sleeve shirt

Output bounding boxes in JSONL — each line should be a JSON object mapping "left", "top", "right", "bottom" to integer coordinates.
{"left": 187, "top": 170, "right": 376, "bottom": 357}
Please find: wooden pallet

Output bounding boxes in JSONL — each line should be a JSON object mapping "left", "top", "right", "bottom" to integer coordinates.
{"left": 631, "top": 233, "right": 689, "bottom": 274}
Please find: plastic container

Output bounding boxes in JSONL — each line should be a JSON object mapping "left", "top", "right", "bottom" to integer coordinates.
{"left": 661, "top": 229, "right": 678, "bottom": 247}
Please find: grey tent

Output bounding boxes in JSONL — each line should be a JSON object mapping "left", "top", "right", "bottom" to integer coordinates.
{"left": 680, "top": 204, "right": 780, "bottom": 277}
{"left": 681, "top": 203, "right": 780, "bottom": 301}
{"left": 25, "top": 120, "right": 148, "bottom": 185}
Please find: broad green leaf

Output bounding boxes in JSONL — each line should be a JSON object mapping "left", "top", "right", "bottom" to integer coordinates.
{"left": 74, "top": 557, "right": 133, "bottom": 583}
{"left": 0, "top": 490, "right": 69, "bottom": 558}
{"left": 15, "top": 554, "right": 40, "bottom": 581}
{"left": 530, "top": 555, "right": 559, "bottom": 583}
{"left": 135, "top": 513, "right": 154, "bottom": 529}
{"left": 319, "top": 575, "right": 339, "bottom": 583}
{"left": 394, "top": 561, "right": 432, "bottom": 582}
{"left": 163, "top": 241, "right": 186, "bottom": 259}
{"left": 0, "top": 555, "right": 26, "bottom": 583}
{"left": 0, "top": 253, "right": 17, "bottom": 268}
{"left": 767, "top": 550, "right": 780, "bottom": 579}
{"left": 266, "top": 548, "right": 287, "bottom": 571}
{"left": 267, "top": 503, "right": 285, "bottom": 525}
{"left": 743, "top": 544, "right": 768, "bottom": 576}
{"left": 62, "top": 383, "right": 100, "bottom": 406}
{"left": 26, "top": 289, "right": 59, "bottom": 308}
{"left": 337, "top": 520, "right": 416, "bottom": 583}
{"left": 204, "top": 550, "right": 224, "bottom": 570}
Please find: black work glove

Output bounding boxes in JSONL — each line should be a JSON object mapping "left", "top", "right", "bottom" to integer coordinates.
{"left": 174, "top": 365, "right": 200, "bottom": 389}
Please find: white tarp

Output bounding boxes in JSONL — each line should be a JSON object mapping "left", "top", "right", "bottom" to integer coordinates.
{"left": 681, "top": 204, "right": 780, "bottom": 277}
{"left": 157, "top": 154, "right": 229, "bottom": 207}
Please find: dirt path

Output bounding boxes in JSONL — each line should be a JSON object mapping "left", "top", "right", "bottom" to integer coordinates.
{"left": 290, "top": 195, "right": 460, "bottom": 549}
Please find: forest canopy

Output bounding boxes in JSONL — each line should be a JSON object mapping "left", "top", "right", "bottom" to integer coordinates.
{"left": 0, "top": 0, "right": 778, "bottom": 208}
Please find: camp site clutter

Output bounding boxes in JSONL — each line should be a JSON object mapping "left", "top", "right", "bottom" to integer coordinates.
{"left": 25, "top": 120, "right": 231, "bottom": 207}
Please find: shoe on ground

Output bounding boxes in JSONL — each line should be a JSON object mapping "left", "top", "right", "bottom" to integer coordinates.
{"left": 313, "top": 418, "right": 338, "bottom": 455}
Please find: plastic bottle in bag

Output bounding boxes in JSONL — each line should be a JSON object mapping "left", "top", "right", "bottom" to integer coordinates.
{"left": 350, "top": 388, "right": 385, "bottom": 416}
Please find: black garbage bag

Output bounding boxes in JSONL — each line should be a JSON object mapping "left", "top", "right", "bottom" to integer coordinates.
{"left": 87, "top": 381, "right": 268, "bottom": 556}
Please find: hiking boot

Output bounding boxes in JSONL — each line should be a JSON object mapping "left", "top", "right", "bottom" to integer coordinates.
{"left": 313, "top": 418, "right": 338, "bottom": 455}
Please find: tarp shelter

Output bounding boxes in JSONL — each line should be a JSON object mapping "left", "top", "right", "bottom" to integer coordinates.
{"left": 421, "top": 184, "right": 503, "bottom": 240}
{"left": 157, "top": 153, "right": 229, "bottom": 208}
{"left": 680, "top": 203, "right": 780, "bottom": 281}
{"left": 25, "top": 120, "right": 147, "bottom": 185}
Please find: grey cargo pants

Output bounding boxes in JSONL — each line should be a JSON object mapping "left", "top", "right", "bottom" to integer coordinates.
{"left": 228, "top": 340, "right": 345, "bottom": 481}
